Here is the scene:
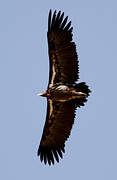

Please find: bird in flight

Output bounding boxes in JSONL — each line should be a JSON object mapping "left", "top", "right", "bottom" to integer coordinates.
{"left": 37, "top": 9, "right": 91, "bottom": 165}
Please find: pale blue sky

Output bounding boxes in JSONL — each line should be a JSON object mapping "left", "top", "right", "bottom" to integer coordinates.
{"left": 0, "top": 0, "right": 117, "bottom": 179}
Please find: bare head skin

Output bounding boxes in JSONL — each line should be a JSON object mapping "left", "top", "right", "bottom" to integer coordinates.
{"left": 37, "top": 90, "right": 50, "bottom": 97}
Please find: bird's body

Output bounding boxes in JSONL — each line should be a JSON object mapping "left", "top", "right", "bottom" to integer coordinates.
{"left": 37, "top": 10, "right": 91, "bottom": 165}
{"left": 44, "top": 83, "right": 89, "bottom": 102}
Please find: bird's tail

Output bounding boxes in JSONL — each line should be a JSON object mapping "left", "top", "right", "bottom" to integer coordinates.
{"left": 74, "top": 82, "right": 91, "bottom": 96}
{"left": 72, "top": 82, "right": 91, "bottom": 107}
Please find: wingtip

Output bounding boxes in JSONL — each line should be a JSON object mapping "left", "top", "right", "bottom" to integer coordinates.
{"left": 48, "top": 9, "right": 52, "bottom": 32}
{"left": 37, "top": 146, "right": 65, "bottom": 165}
{"left": 54, "top": 9, "right": 57, "bottom": 14}
{"left": 49, "top": 9, "right": 52, "bottom": 14}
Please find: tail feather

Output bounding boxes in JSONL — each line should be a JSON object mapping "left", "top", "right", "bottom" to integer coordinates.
{"left": 72, "top": 82, "right": 91, "bottom": 107}
{"left": 75, "top": 82, "right": 91, "bottom": 96}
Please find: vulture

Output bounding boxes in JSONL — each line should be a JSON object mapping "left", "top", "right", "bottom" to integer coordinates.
{"left": 37, "top": 9, "right": 91, "bottom": 165}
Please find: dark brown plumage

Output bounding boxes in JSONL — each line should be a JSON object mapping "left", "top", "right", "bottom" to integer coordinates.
{"left": 47, "top": 9, "right": 78, "bottom": 87}
{"left": 37, "top": 10, "right": 91, "bottom": 165}
{"left": 38, "top": 100, "right": 76, "bottom": 165}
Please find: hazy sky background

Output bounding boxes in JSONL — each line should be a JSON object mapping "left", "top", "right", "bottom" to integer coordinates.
{"left": 0, "top": 0, "right": 117, "bottom": 179}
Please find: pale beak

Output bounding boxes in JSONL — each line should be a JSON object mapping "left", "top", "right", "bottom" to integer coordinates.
{"left": 37, "top": 92, "right": 43, "bottom": 96}
{"left": 37, "top": 91, "right": 47, "bottom": 97}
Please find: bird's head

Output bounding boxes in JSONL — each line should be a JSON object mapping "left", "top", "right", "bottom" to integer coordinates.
{"left": 37, "top": 90, "right": 50, "bottom": 98}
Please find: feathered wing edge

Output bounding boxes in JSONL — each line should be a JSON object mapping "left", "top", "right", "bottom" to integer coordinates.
{"left": 48, "top": 9, "right": 73, "bottom": 33}
{"left": 38, "top": 144, "right": 65, "bottom": 165}
{"left": 47, "top": 9, "right": 79, "bottom": 87}
{"left": 37, "top": 100, "right": 77, "bottom": 165}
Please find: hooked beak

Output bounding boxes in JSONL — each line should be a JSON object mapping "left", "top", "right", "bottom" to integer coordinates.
{"left": 37, "top": 91, "right": 47, "bottom": 97}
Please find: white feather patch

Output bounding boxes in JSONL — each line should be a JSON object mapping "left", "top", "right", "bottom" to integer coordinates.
{"left": 56, "top": 85, "right": 68, "bottom": 91}
{"left": 49, "top": 99, "right": 53, "bottom": 117}
{"left": 49, "top": 58, "right": 56, "bottom": 88}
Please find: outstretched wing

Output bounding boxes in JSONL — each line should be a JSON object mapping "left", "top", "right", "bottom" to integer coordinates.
{"left": 37, "top": 99, "right": 77, "bottom": 165}
{"left": 47, "top": 10, "right": 79, "bottom": 88}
